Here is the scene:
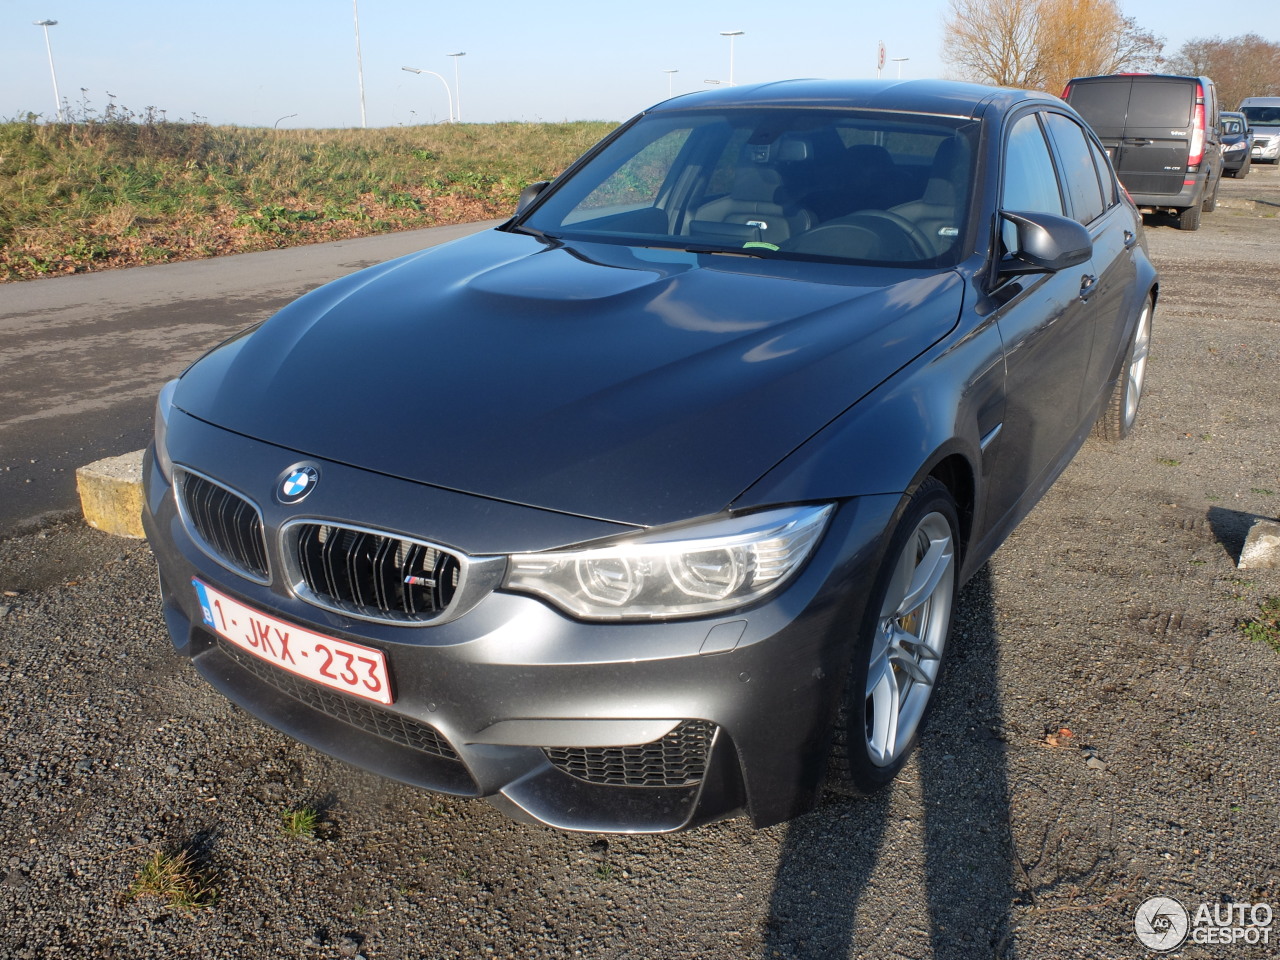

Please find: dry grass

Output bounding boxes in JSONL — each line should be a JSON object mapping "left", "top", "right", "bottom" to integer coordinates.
{"left": 128, "top": 847, "right": 219, "bottom": 910}
{"left": 0, "top": 115, "right": 616, "bottom": 281}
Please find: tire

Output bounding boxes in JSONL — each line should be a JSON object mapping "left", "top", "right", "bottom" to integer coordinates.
{"left": 1201, "top": 176, "right": 1219, "bottom": 213}
{"left": 1176, "top": 203, "right": 1201, "bottom": 231}
{"left": 826, "top": 477, "right": 959, "bottom": 796}
{"left": 1094, "top": 295, "right": 1153, "bottom": 442}
{"left": 1240, "top": 157, "right": 1251, "bottom": 179}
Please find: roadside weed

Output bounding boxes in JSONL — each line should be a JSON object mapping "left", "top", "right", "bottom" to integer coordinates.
{"left": 280, "top": 806, "right": 321, "bottom": 838}
{"left": 129, "top": 848, "right": 218, "bottom": 910}
{"left": 1242, "top": 597, "right": 1280, "bottom": 654}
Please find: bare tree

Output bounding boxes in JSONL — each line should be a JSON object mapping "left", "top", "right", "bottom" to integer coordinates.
{"left": 943, "top": 0, "right": 1041, "bottom": 88}
{"left": 1167, "top": 34, "right": 1280, "bottom": 109}
{"left": 943, "top": 0, "right": 1163, "bottom": 93}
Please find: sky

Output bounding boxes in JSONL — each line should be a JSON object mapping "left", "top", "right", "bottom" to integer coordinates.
{"left": 3, "top": 0, "right": 1277, "bottom": 128}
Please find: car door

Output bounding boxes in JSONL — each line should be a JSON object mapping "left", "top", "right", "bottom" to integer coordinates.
{"left": 1042, "top": 110, "right": 1139, "bottom": 415}
{"left": 982, "top": 109, "right": 1098, "bottom": 530}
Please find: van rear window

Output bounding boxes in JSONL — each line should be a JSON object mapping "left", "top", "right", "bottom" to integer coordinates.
{"left": 1068, "top": 81, "right": 1130, "bottom": 128}
{"left": 1126, "top": 81, "right": 1193, "bottom": 127}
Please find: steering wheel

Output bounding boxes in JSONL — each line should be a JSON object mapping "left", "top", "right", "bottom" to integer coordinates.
{"left": 839, "top": 210, "right": 935, "bottom": 259}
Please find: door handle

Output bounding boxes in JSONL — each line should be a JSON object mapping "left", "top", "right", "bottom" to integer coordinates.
{"left": 1123, "top": 229, "right": 1137, "bottom": 249}
{"left": 1079, "top": 274, "right": 1098, "bottom": 300}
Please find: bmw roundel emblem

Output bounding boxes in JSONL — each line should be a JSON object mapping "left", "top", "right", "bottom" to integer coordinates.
{"left": 277, "top": 464, "right": 320, "bottom": 504}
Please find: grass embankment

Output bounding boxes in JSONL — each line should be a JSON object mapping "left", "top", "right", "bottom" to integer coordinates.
{"left": 0, "top": 118, "right": 617, "bottom": 281}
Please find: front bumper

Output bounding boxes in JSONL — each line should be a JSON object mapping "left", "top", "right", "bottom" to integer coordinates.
{"left": 1251, "top": 136, "right": 1280, "bottom": 162}
{"left": 1222, "top": 145, "right": 1249, "bottom": 172}
{"left": 142, "top": 413, "right": 897, "bottom": 832}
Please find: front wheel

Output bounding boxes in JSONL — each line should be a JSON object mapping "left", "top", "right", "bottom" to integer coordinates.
{"left": 826, "top": 477, "right": 959, "bottom": 796}
{"left": 1094, "top": 295, "right": 1153, "bottom": 441}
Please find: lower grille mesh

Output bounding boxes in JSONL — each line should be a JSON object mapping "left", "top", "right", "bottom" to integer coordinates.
{"left": 218, "top": 638, "right": 459, "bottom": 761}
{"left": 545, "top": 720, "right": 716, "bottom": 787}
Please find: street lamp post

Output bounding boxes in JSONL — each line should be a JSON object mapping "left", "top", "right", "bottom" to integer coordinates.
{"left": 401, "top": 67, "right": 455, "bottom": 123}
{"left": 447, "top": 52, "right": 465, "bottom": 122}
{"left": 663, "top": 69, "right": 678, "bottom": 98}
{"left": 33, "top": 19, "right": 63, "bottom": 122}
{"left": 719, "top": 31, "right": 744, "bottom": 86}
{"left": 892, "top": 57, "right": 910, "bottom": 79}
{"left": 352, "top": 0, "right": 367, "bottom": 127}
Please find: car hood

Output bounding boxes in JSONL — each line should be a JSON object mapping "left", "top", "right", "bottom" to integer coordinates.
{"left": 175, "top": 229, "right": 963, "bottom": 526}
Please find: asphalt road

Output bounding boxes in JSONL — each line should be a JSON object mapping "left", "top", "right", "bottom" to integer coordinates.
{"left": 1, "top": 173, "right": 1278, "bottom": 959}
{"left": 0, "top": 222, "right": 496, "bottom": 536}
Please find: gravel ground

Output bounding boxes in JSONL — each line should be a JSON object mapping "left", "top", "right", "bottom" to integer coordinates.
{"left": 1, "top": 169, "right": 1279, "bottom": 960}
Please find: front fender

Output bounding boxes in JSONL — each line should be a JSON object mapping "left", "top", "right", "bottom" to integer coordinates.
{"left": 732, "top": 309, "right": 1005, "bottom": 547}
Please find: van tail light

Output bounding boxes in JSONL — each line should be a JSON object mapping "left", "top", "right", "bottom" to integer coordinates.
{"left": 1188, "top": 86, "right": 1206, "bottom": 169}
{"left": 1061, "top": 82, "right": 1072, "bottom": 99}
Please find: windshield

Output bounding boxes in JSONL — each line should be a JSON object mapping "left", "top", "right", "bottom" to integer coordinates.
{"left": 1242, "top": 106, "right": 1280, "bottom": 126}
{"left": 1222, "top": 117, "right": 1243, "bottom": 135}
{"left": 517, "top": 107, "right": 979, "bottom": 268}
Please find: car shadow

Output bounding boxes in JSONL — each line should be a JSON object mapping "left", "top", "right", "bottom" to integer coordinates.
{"left": 761, "top": 565, "right": 1016, "bottom": 958}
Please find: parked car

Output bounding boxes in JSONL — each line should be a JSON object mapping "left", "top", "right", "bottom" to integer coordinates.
{"left": 1064, "top": 73, "right": 1222, "bottom": 231}
{"left": 1239, "top": 97, "right": 1280, "bottom": 164}
{"left": 1220, "top": 111, "right": 1252, "bottom": 178}
{"left": 143, "top": 79, "right": 1158, "bottom": 833}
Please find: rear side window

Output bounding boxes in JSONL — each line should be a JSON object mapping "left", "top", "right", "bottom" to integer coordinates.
{"left": 1044, "top": 113, "right": 1105, "bottom": 224}
{"left": 1087, "top": 138, "right": 1118, "bottom": 208}
{"left": 1127, "top": 80, "right": 1193, "bottom": 128}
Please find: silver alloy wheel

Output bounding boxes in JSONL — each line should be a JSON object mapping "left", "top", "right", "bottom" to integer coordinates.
{"left": 1124, "top": 301, "right": 1152, "bottom": 428}
{"left": 864, "top": 511, "right": 955, "bottom": 767}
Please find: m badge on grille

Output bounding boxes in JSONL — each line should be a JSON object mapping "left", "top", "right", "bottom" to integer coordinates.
{"left": 277, "top": 464, "right": 320, "bottom": 504}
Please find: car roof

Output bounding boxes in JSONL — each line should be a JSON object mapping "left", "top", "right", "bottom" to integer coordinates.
{"left": 646, "top": 78, "right": 1053, "bottom": 120}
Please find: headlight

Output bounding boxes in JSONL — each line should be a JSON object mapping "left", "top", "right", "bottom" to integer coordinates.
{"left": 504, "top": 504, "right": 833, "bottom": 620}
{"left": 1224, "top": 141, "right": 1246, "bottom": 152}
{"left": 153, "top": 378, "right": 179, "bottom": 482}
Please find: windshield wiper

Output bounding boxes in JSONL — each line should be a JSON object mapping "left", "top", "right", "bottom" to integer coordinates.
{"left": 648, "top": 242, "right": 776, "bottom": 258}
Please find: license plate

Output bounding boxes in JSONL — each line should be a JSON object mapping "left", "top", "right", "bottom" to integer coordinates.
{"left": 193, "top": 579, "right": 394, "bottom": 704}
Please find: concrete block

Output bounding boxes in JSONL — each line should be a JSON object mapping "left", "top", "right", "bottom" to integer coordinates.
{"left": 76, "top": 450, "right": 146, "bottom": 539}
{"left": 1239, "top": 518, "right": 1280, "bottom": 570}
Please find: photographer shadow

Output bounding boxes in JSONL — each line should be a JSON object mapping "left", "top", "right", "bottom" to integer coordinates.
{"left": 762, "top": 565, "right": 1016, "bottom": 958}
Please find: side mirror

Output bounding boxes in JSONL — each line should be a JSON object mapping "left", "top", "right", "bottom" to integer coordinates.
{"left": 515, "top": 180, "right": 550, "bottom": 216}
{"left": 998, "top": 210, "right": 1093, "bottom": 276}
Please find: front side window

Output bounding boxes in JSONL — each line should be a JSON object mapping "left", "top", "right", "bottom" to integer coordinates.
{"left": 1000, "top": 113, "right": 1063, "bottom": 254}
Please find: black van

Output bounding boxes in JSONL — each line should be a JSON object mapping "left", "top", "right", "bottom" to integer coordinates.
{"left": 1064, "top": 73, "right": 1222, "bottom": 231}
